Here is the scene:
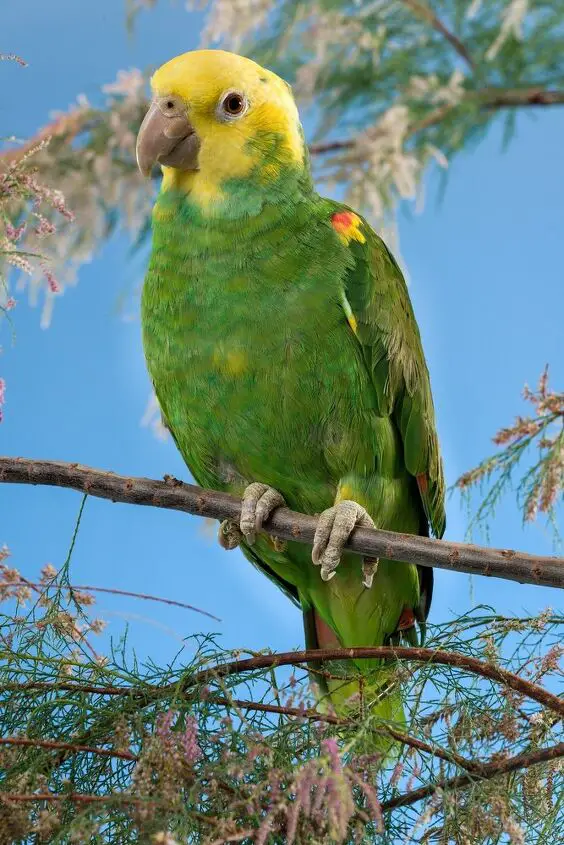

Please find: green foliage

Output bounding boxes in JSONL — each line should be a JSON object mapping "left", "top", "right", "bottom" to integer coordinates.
{"left": 455, "top": 367, "right": 564, "bottom": 540}
{"left": 1, "top": 548, "right": 563, "bottom": 843}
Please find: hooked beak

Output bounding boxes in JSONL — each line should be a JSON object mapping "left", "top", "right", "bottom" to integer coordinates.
{"left": 136, "top": 94, "right": 200, "bottom": 177}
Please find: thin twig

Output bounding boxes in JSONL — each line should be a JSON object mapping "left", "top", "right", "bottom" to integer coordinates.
{"left": 0, "top": 735, "right": 137, "bottom": 762}
{"left": 6, "top": 571, "right": 101, "bottom": 662}
{"left": 383, "top": 727, "right": 483, "bottom": 774}
{"left": 1, "top": 457, "right": 563, "bottom": 588}
{"left": 310, "top": 87, "right": 564, "bottom": 156}
{"left": 0, "top": 792, "right": 148, "bottom": 805}
{"left": 381, "top": 741, "right": 564, "bottom": 811}
{"left": 213, "top": 695, "right": 346, "bottom": 725}
{"left": 400, "top": 0, "right": 474, "bottom": 68}
{"left": 0, "top": 792, "right": 215, "bottom": 827}
{"left": 8, "top": 581, "right": 220, "bottom": 622}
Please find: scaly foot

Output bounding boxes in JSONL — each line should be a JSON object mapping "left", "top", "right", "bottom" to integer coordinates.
{"left": 312, "top": 500, "right": 379, "bottom": 588}
{"left": 218, "top": 519, "right": 243, "bottom": 550}
{"left": 240, "top": 482, "right": 286, "bottom": 545}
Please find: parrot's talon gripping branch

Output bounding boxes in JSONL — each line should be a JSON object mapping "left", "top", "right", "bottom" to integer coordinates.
{"left": 218, "top": 519, "right": 243, "bottom": 551}
{"left": 362, "top": 557, "right": 379, "bottom": 589}
{"left": 312, "top": 500, "right": 376, "bottom": 586}
{"left": 240, "top": 482, "right": 286, "bottom": 546}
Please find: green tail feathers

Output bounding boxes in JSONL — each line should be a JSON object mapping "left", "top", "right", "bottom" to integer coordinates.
{"left": 312, "top": 660, "right": 405, "bottom": 759}
{"left": 303, "top": 606, "right": 420, "bottom": 759}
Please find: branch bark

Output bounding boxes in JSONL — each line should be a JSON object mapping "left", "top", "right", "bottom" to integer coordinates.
{"left": 4, "top": 645, "right": 562, "bottom": 715}
{"left": 400, "top": 0, "right": 474, "bottom": 69}
{"left": 1, "top": 456, "right": 563, "bottom": 588}
{"left": 187, "top": 648, "right": 564, "bottom": 716}
{"left": 381, "top": 741, "right": 564, "bottom": 812}
{"left": 0, "top": 736, "right": 136, "bottom": 762}
{"left": 8, "top": 580, "right": 220, "bottom": 622}
{"left": 310, "top": 87, "right": 564, "bottom": 156}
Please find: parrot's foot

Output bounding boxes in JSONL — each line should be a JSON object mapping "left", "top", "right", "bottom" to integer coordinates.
{"left": 218, "top": 519, "right": 243, "bottom": 550}
{"left": 362, "top": 557, "right": 380, "bottom": 590}
{"left": 312, "top": 500, "right": 379, "bottom": 587}
{"left": 240, "top": 482, "right": 286, "bottom": 545}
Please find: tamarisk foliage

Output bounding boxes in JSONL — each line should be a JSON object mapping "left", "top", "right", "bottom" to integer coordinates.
{"left": 4, "top": 1, "right": 564, "bottom": 315}
{"left": 456, "top": 367, "right": 564, "bottom": 536}
{"left": 1, "top": 496, "right": 563, "bottom": 844}
{"left": 0, "top": 550, "right": 563, "bottom": 844}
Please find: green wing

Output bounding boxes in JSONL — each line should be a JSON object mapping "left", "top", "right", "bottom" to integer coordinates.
{"left": 334, "top": 208, "right": 446, "bottom": 539}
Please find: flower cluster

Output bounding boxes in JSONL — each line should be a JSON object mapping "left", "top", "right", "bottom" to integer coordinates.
{"left": 456, "top": 367, "right": 563, "bottom": 527}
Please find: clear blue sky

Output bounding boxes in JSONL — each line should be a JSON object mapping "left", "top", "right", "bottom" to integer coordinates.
{"left": 1, "top": 0, "right": 562, "bottom": 669}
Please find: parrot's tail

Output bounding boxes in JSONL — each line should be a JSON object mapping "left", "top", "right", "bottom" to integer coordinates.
{"left": 303, "top": 608, "right": 405, "bottom": 760}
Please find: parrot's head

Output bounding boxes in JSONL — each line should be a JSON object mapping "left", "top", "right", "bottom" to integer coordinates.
{"left": 136, "top": 50, "right": 308, "bottom": 210}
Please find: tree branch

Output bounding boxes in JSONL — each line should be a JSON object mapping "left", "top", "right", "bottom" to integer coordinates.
{"left": 1, "top": 456, "right": 563, "bottom": 588}
{"left": 0, "top": 735, "right": 136, "bottom": 762}
{"left": 400, "top": 0, "right": 474, "bottom": 69}
{"left": 2, "top": 744, "right": 561, "bottom": 818}
{"left": 7, "top": 580, "right": 220, "bottom": 622}
{"left": 4, "top": 645, "right": 562, "bottom": 715}
{"left": 201, "top": 697, "right": 510, "bottom": 775}
{"left": 381, "top": 741, "right": 564, "bottom": 812}
{"left": 3, "top": 85, "right": 563, "bottom": 167}
{"left": 187, "top": 649, "right": 564, "bottom": 716}
{"left": 310, "top": 87, "right": 564, "bottom": 156}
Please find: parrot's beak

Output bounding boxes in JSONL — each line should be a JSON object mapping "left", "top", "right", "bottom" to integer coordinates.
{"left": 136, "top": 95, "right": 200, "bottom": 177}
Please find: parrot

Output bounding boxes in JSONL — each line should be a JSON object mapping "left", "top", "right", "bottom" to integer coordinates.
{"left": 137, "top": 49, "right": 446, "bottom": 728}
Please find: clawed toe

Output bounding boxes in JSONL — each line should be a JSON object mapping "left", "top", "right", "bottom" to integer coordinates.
{"left": 312, "top": 500, "right": 376, "bottom": 587}
{"left": 218, "top": 519, "right": 243, "bottom": 550}
{"left": 240, "top": 482, "right": 286, "bottom": 545}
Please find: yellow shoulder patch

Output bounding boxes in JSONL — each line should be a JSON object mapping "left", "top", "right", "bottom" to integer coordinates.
{"left": 340, "top": 291, "right": 359, "bottom": 336}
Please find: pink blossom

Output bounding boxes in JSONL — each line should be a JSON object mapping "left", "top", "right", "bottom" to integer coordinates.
{"left": 322, "top": 737, "right": 341, "bottom": 772}
{"left": 180, "top": 715, "right": 202, "bottom": 765}
{"left": 0, "top": 377, "right": 5, "bottom": 422}
{"left": 0, "top": 54, "right": 27, "bottom": 66}
{"left": 5, "top": 222, "right": 26, "bottom": 241}
{"left": 155, "top": 710, "right": 175, "bottom": 740}
{"left": 34, "top": 216, "right": 57, "bottom": 237}
{"left": 42, "top": 266, "right": 61, "bottom": 294}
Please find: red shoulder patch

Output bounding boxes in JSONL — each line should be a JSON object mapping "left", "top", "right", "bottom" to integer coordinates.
{"left": 331, "top": 211, "right": 366, "bottom": 245}
{"left": 416, "top": 473, "right": 429, "bottom": 496}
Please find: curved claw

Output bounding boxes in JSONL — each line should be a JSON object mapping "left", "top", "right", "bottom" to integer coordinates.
{"left": 240, "top": 482, "right": 286, "bottom": 545}
{"left": 312, "top": 499, "right": 376, "bottom": 587}
{"left": 218, "top": 519, "right": 243, "bottom": 551}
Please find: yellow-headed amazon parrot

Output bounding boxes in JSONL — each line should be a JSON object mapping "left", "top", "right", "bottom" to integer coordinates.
{"left": 137, "top": 49, "right": 445, "bottom": 724}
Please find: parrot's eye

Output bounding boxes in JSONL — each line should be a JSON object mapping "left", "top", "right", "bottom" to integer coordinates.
{"left": 218, "top": 91, "right": 248, "bottom": 121}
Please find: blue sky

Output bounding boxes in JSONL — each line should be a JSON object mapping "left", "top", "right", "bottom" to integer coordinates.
{"left": 1, "top": 0, "right": 562, "bottom": 670}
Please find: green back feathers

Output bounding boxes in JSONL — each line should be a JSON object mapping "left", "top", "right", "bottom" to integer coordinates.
{"left": 333, "top": 205, "right": 446, "bottom": 540}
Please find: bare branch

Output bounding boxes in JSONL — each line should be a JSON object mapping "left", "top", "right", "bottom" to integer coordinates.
{"left": 187, "top": 649, "right": 564, "bottom": 716}
{"left": 3, "top": 645, "right": 562, "bottom": 715}
{"left": 7, "top": 580, "right": 220, "bottom": 622}
{"left": 400, "top": 0, "right": 474, "bottom": 69}
{"left": 0, "top": 735, "right": 136, "bottom": 762}
{"left": 2, "top": 744, "right": 562, "bottom": 819}
{"left": 310, "top": 87, "right": 564, "bottom": 156}
{"left": 381, "top": 741, "right": 564, "bottom": 811}
{"left": 1, "top": 456, "right": 563, "bottom": 588}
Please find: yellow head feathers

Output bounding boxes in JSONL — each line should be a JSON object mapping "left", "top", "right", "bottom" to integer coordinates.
{"left": 144, "top": 50, "right": 305, "bottom": 205}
